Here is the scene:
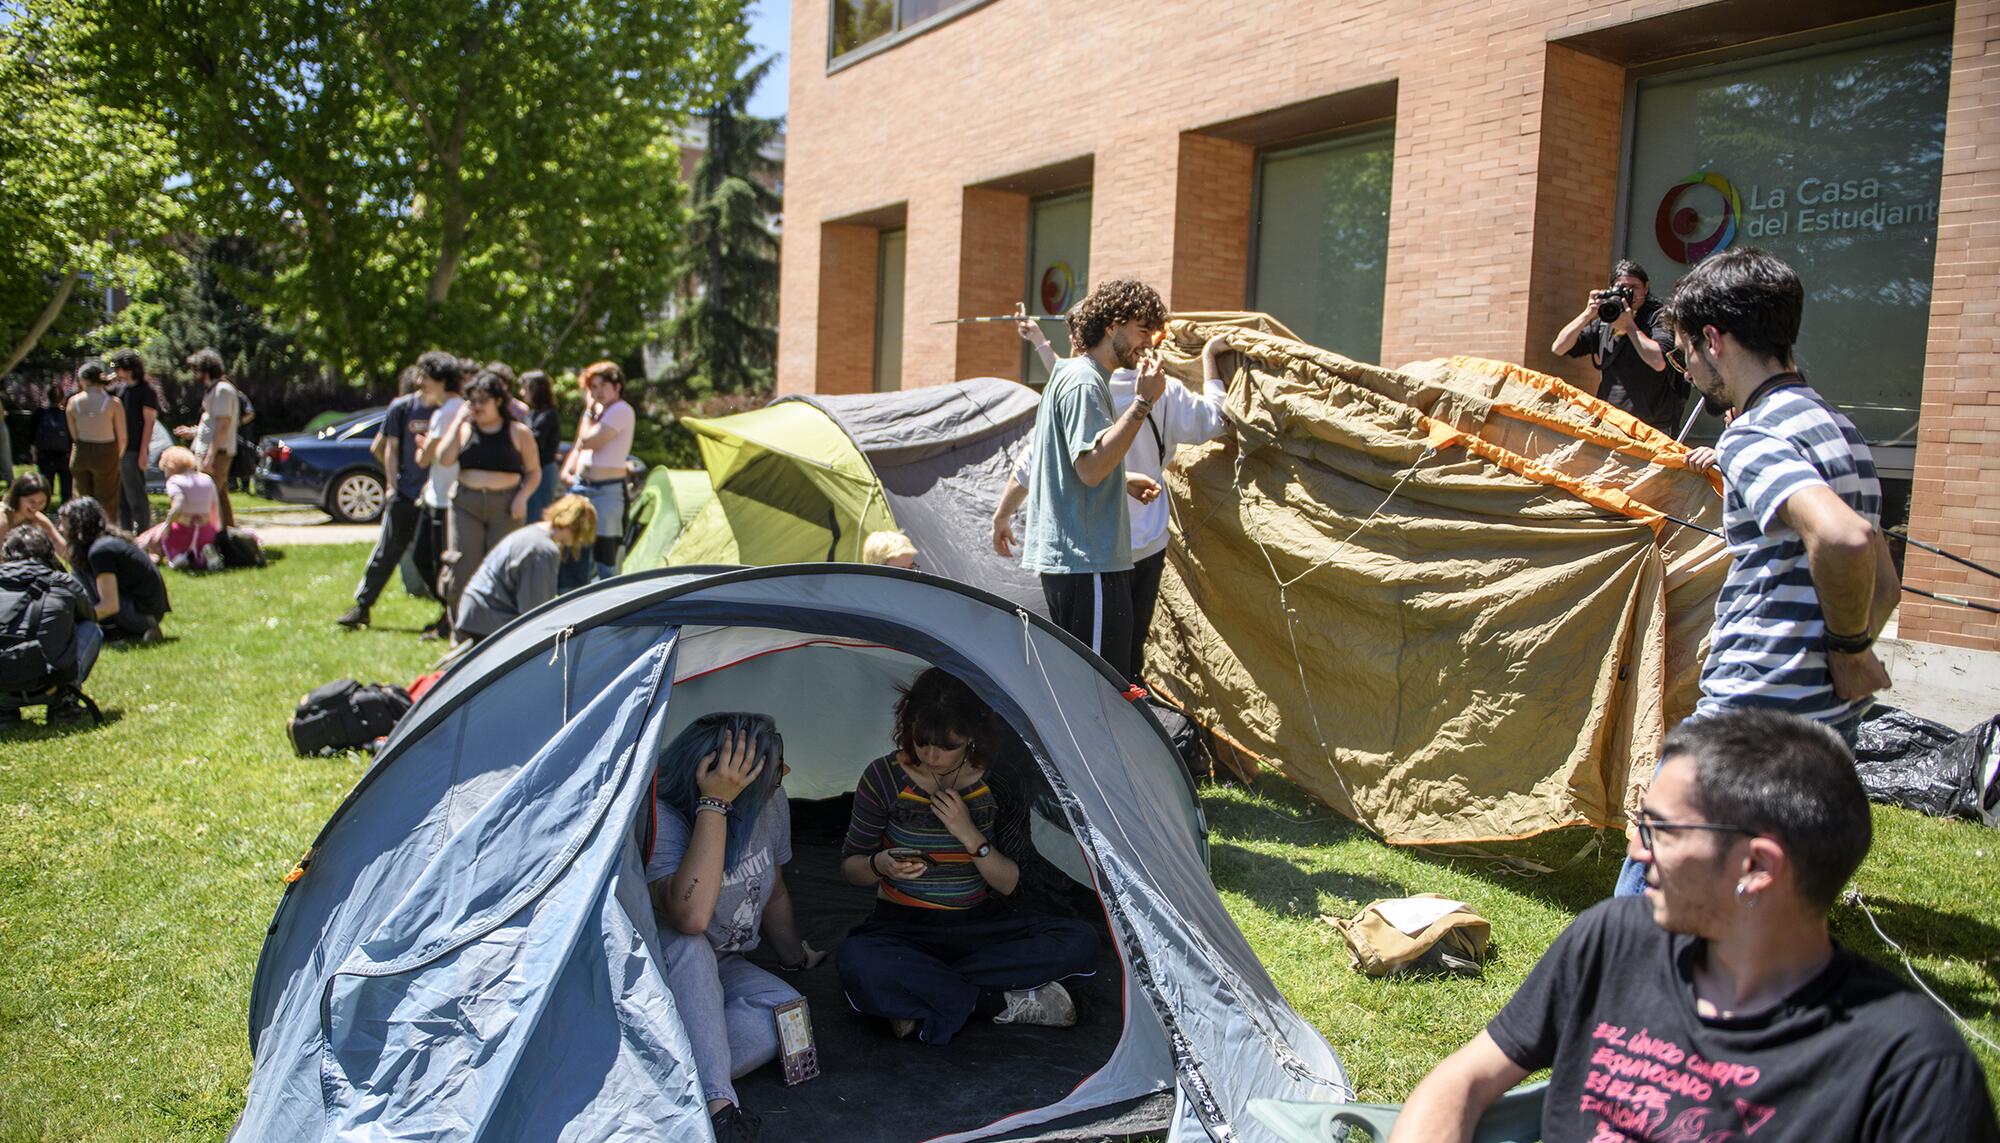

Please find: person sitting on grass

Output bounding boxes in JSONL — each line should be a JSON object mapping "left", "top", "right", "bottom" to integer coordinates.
{"left": 56, "top": 497, "right": 169, "bottom": 644}
{"left": 1390, "top": 708, "right": 1999, "bottom": 1143}
{"left": 451, "top": 494, "right": 595, "bottom": 644}
{"left": 648, "top": 714, "right": 824, "bottom": 1143}
{"left": 835, "top": 667, "right": 1099, "bottom": 1044}
{"left": 137, "top": 446, "right": 220, "bottom": 570}
{"left": 4, "top": 473, "right": 67, "bottom": 564}
{"left": 0, "top": 524, "right": 101, "bottom": 726}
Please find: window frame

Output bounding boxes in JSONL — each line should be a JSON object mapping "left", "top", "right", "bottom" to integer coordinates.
{"left": 826, "top": 0, "right": 995, "bottom": 72}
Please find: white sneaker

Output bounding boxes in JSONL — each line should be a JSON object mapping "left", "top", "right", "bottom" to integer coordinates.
{"left": 993, "top": 980, "right": 1076, "bottom": 1028}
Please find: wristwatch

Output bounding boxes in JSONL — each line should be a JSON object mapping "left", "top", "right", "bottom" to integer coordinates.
{"left": 972, "top": 841, "right": 992, "bottom": 859}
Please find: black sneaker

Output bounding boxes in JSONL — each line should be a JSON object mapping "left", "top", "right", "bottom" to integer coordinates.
{"left": 48, "top": 697, "right": 90, "bottom": 723}
{"left": 336, "top": 605, "right": 371, "bottom": 629}
{"left": 710, "top": 1103, "right": 762, "bottom": 1143}
{"left": 418, "top": 613, "right": 452, "bottom": 641}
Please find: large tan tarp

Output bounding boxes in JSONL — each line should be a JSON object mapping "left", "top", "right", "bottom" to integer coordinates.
{"left": 1147, "top": 316, "right": 1728, "bottom": 845}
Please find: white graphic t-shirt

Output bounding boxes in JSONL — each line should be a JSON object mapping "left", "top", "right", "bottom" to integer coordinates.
{"left": 644, "top": 787, "right": 791, "bottom": 952}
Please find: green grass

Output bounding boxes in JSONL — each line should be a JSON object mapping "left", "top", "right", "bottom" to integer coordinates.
{"left": 1, "top": 544, "right": 1994, "bottom": 1140}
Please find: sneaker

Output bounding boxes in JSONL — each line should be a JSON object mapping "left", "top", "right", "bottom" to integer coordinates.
{"left": 993, "top": 980, "right": 1076, "bottom": 1028}
{"left": 48, "top": 697, "right": 90, "bottom": 723}
{"left": 140, "top": 622, "right": 165, "bottom": 645}
{"left": 335, "top": 605, "right": 371, "bottom": 629}
{"left": 889, "top": 1017, "right": 918, "bottom": 1040}
{"left": 709, "top": 1103, "right": 762, "bottom": 1143}
{"left": 418, "top": 613, "right": 452, "bottom": 641}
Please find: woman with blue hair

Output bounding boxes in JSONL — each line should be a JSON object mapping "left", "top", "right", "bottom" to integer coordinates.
{"left": 648, "top": 713, "right": 823, "bottom": 1143}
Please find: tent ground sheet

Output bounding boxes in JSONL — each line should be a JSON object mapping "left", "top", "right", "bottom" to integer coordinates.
{"left": 730, "top": 798, "right": 1154, "bottom": 1142}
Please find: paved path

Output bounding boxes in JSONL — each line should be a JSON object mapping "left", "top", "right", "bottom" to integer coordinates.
{"left": 235, "top": 506, "right": 376, "bottom": 547}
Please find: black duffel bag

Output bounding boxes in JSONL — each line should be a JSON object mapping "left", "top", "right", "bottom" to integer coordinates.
{"left": 287, "top": 678, "right": 412, "bottom": 756}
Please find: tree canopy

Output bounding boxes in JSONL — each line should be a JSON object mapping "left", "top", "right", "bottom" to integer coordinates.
{"left": 662, "top": 55, "right": 783, "bottom": 396}
{"left": 0, "top": 0, "right": 183, "bottom": 380}
{"left": 77, "top": 0, "right": 748, "bottom": 384}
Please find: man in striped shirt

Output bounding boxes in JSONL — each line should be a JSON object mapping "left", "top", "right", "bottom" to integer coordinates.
{"left": 1615, "top": 248, "right": 1899, "bottom": 898}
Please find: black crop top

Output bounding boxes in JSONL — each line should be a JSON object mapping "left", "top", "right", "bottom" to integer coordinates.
{"left": 458, "top": 420, "right": 524, "bottom": 474}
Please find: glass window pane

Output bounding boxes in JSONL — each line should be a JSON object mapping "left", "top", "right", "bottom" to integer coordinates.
{"left": 1024, "top": 191, "right": 1092, "bottom": 387}
{"left": 874, "top": 229, "right": 906, "bottom": 392}
{"left": 900, "top": 0, "right": 955, "bottom": 27}
{"left": 1252, "top": 127, "right": 1394, "bottom": 364}
{"left": 831, "top": 0, "right": 896, "bottom": 58}
{"left": 1623, "top": 25, "right": 1949, "bottom": 463}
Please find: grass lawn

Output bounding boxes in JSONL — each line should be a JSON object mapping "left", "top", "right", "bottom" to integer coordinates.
{"left": 2, "top": 543, "right": 1995, "bottom": 1140}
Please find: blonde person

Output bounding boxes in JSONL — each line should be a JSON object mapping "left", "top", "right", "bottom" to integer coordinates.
{"left": 860, "top": 530, "right": 917, "bottom": 569}
{"left": 172, "top": 348, "right": 238, "bottom": 528}
{"left": 452, "top": 494, "right": 594, "bottom": 644}
{"left": 139, "top": 447, "right": 220, "bottom": 570}
{"left": 4, "top": 473, "right": 67, "bottom": 564}
{"left": 65, "top": 361, "right": 126, "bottom": 508}
{"left": 435, "top": 371, "right": 541, "bottom": 630}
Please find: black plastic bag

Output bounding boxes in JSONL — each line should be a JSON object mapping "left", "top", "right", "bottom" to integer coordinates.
{"left": 1852, "top": 706, "right": 2000, "bottom": 828}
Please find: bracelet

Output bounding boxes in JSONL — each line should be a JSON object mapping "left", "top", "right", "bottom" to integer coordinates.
{"left": 1132, "top": 396, "right": 1155, "bottom": 415}
{"left": 695, "top": 796, "right": 731, "bottom": 816}
{"left": 1823, "top": 627, "right": 1874, "bottom": 655}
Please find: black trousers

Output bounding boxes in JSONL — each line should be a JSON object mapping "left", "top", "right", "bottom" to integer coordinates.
{"left": 354, "top": 495, "right": 423, "bottom": 608}
{"left": 1127, "top": 549, "right": 1167, "bottom": 685}
{"left": 1041, "top": 568, "right": 1137, "bottom": 683}
{"left": 835, "top": 901, "right": 1100, "bottom": 1045}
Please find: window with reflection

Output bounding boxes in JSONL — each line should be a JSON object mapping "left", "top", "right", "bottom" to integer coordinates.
{"left": 831, "top": 0, "right": 979, "bottom": 62}
{"left": 1622, "top": 22, "right": 1950, "bottom": 466}
{"left": 1251, "top": 126, "right": 1394, "bottom": 364}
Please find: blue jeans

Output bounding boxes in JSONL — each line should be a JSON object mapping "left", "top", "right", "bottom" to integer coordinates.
{"left": 523, "top": 464, "right": 558, "bottom": 524}
{"left": 1612, "top": 706, "right": 1868, "bottom": 897}
{"left": 74, "top": 620, "right": 103, "bottom": 685}
{"left": 569, "top": 478, "right": 627, "bottom": 581}
{"left": 655, "top": 931, "right": 798, "bottom": 1108}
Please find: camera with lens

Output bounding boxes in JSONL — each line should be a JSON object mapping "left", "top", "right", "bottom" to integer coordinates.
{"left": 1596, "top": 285, "right": 1635, "bottom": 323}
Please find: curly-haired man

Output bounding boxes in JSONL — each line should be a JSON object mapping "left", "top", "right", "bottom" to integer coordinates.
{"left": 1017, "top": 278, "right": 1169, "bottom": 681}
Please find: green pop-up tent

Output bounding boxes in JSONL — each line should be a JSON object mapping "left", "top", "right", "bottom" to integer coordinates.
{"left": 619, "top": 468, "right": 716, "bottom": 575}
{"left": 663, "top": 400, "right": 896, "bottom": 566}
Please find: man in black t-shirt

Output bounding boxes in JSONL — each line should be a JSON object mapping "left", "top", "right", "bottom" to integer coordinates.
{"left": 1552, "top": 260, "right": 1690, "bottom": 436}
{"left": 1392, "top": 709, "right": 1998, "bottom": 1143}
{"left": 108, "top": 349, "right": 160, "bottom": 532}
{"left": 336, "top": 352, "right": 456, "bottom": 629}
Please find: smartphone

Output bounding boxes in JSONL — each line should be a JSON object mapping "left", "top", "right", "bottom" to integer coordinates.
{"left": 885, "top": 847, "right": 934, "bottom": 865}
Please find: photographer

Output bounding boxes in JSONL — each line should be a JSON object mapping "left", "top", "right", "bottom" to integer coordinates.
{"left": 1551, "top": 260, "right": 1687, "bottom": 435}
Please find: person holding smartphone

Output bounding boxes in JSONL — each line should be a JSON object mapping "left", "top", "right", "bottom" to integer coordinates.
{"left": 835, "top": 667, "right": 1099, "bottom": 1044}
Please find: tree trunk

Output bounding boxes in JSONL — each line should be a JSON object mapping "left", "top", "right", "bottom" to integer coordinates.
{"left": 0, "top": 269, "right": 83, "bottom": 380}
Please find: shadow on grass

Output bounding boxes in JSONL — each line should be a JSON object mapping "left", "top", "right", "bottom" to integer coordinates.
{"left": 0, "top": 705, "right": 127, "bottom": 738}
{"left": 1833, "top": 894, "right": 2000, "bottom": 1022}
{"left": 1210, "top": 840, "right": 1411, "bottom": 917}
{"left": 1403, "top": 828, "right": 1626, "bottom": 915}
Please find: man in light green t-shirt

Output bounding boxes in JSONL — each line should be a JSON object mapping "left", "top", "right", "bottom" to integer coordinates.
{"left": 1019, "top": 279, "right": 1168, "bottom": 681}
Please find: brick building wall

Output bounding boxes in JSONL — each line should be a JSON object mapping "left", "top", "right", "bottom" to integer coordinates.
{"left": 779, "top": 0, "right": 2000, "bottom": 649}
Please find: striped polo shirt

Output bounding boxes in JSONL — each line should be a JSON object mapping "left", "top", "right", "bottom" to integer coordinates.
{"left": 1696, "top": 381, "right": 1881, "bottom": 725}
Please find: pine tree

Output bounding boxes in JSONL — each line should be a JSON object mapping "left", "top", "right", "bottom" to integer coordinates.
{"left": 664, "top": 56, "right": 783, "bottom": 396}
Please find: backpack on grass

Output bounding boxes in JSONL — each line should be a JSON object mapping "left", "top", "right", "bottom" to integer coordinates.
{"left": 287, "top": 679, "right": 411, "bottom": 756}
{"left": 0, "top": 563, "right": 82, "bottom": 691}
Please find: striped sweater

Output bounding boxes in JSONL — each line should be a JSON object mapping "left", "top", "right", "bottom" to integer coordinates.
{"left": 841, "top": 754, "right": 1000, "bottom": 910}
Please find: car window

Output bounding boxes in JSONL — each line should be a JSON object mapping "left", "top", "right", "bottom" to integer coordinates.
{"left": 338, "top": 413, "right": 386, "bottom": 441}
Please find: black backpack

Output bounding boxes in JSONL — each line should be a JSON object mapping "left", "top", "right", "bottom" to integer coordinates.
{"left": 32, "top": 407, "right": 70, "bottom": 455}
{"left": 0, "top": 563, "right": 81, "bottom": 692}
{"left": 287, "top": 679, "right": 412, "bottom": 755}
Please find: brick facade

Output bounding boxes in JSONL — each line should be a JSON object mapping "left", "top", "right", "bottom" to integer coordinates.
{"left": 779, "top": 0, "right": 2000, "bottom": 649}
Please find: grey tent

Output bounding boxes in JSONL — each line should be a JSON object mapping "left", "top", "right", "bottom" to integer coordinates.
{"left": 235, "top": 566, "right": 1350, "bottom": 1142}
{"left": 662, "top": 378, "right": 1047, "bottom": 615}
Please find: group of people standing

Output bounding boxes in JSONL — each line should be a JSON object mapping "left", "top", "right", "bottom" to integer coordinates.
{"left": 336, "top": 352, "right": 632, "bottom": 643}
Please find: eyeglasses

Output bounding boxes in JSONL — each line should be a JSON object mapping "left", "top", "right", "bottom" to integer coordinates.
{"left": 1633, "top": 810, "right": 1755, "bottom": 853}
{"left": 1665, "top": 342, "right": 1692, "bottom": 373}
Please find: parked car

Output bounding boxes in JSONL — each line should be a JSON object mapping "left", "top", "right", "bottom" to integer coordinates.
{"left": 256, "top": 408, "right": 389, "bottom": 522}
{"left": 256, "top": 407, "right": 647, "bottom": 525}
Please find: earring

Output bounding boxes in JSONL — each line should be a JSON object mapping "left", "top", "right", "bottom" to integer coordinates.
{"left": 1736, "top": 881, "right": 1756, "bottom": 907}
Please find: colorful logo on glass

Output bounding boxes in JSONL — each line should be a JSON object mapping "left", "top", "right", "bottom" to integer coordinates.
{"left": 1654, "top": 172, "right": 1741, "bottom": 264}
{"left": 1040, "top": 261, "right": 1075, "bottom": 314}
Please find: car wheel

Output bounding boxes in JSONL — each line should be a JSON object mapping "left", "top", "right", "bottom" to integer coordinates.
{"left": 328, "top": 470, "right": 386, "bottom": 523}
